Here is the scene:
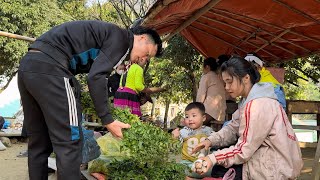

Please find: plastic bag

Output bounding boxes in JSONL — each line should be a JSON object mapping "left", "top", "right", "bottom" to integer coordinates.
{"left": 88, "top": 133, "right": 128, "bottom": 174}
{"left": 82, "top": 128, "right": 101, "bottom": 163}
{"left": 96, "top": 133, "right": 129, "bottom": 157}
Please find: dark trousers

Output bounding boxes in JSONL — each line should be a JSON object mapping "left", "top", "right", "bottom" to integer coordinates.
{"left": 18, "top": 52, "right": 82, "bottom": 180}
{"left": 211, "top": 164, "right": 243, "bottom": 179}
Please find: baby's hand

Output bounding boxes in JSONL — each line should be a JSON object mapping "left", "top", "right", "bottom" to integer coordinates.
{"left": 171, "top": 128, "right": 180, "bottom": 139}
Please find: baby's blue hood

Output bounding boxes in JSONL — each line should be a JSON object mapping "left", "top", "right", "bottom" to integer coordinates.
{"left": 239, "top": 82, "right": 278, "bottom": 108}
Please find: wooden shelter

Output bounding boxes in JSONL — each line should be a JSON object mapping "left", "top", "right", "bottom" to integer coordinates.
{"left": 142, "top": 0, "right": 320, "bottom": 179}
{"left": 142, "top": 0, "right": 320, "bottom": 64}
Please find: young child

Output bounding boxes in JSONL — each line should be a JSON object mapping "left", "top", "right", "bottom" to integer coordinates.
{"left": 192, "top": 56, "right": 303, "bottom": 179}
{"left": 172, "top": 102, "right": 214, "bottom": 179}
{"left": 113, "top": 60, "right": 164, "bottom": 117}
{"left": 244, "top": 52, "right": 286, "bottom": 109}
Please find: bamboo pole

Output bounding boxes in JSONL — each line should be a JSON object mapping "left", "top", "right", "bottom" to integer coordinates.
{"left": 142, "top": 0, "right": 178, "bottom": 25}
{"left": 0, "top": 31, "right": 35, "bottom": 42}
{"left": 163, "top": 0, "right": 222, "bottom": 42}
{"left": 255, "top": 29, "right": 291, "bottom": 53}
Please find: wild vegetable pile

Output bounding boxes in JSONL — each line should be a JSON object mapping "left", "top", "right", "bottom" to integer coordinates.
{"left": 88, "top": 107, "right": 186, "bottom": 179}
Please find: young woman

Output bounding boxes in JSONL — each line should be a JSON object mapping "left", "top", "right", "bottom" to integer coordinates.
{"left": 192, "top": 56, "right": 303, "bottom": 179}
{"left": 196, "top": 57, "right": 226, "bottom": 127}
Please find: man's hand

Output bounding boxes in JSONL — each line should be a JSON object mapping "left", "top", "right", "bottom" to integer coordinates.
{"left": 191, "top": 139, "right": 211, "bottom": 155}
{"left": 105, "top": 120, "right": 131, "bottom": 139}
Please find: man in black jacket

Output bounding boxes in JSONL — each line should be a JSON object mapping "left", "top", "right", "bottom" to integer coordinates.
{"left": 18, "top": 20, "right": 162, "bottom": 180}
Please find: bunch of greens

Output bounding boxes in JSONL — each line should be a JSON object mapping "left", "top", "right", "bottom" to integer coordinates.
{"left": 104, "top": 107, "right": 185, "bottom": 179}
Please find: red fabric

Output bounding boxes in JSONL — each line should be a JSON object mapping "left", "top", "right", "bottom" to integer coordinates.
{"left": 144, "top": 0, "right": 320, "bottom": 63}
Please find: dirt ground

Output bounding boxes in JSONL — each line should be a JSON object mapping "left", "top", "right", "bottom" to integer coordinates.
{"left": 0, "top": 141, "right": 28, "bottom": 180}
{"left": 0, "top": 141, "right": 316, "bottom": 180}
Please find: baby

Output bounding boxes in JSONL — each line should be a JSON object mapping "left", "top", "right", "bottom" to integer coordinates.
{"left": 172, "top": 102, "right": 214, "bottom": 179}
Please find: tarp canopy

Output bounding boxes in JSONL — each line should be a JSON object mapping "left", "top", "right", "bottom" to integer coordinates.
{"left": 142, "top": 0, "right": 320, "bottom": 63}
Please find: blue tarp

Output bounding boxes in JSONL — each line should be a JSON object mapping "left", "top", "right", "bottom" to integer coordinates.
{"left": 0, "top": 99, "right": 20, "bottom": 117}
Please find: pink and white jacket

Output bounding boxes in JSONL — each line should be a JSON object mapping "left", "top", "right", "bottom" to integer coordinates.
{"left": 207, "top": 83, "right": 303, "bottom": 179}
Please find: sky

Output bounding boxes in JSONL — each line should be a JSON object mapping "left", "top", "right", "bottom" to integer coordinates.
{"left": 0, "top": 75, "right": 21, "bottom": 117}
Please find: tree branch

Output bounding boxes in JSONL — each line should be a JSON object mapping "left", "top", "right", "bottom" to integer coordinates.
{"left": 0, "top": 71, "right": 17, "bottom": 91}
{"left": 125, "top": 0, "right": 140, "bottom": 18}
{"left": 286, "top": 79, "right": 299, "bottom": 87}
{"left": 292, "top": 66, "right": 319, "bottom": 83}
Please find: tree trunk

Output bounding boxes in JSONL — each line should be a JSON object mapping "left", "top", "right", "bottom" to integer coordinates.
{"left": 163, "top": 99, "right": 170, "bottom": 130}
{"left": 189, "top": 71, "right": 198, "bottom": 102}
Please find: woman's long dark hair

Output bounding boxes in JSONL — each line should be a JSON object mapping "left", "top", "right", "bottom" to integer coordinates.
{"left": 220, "top": 56, "right": 260, "bottom": 85}
{"left": 203, "top": 57, "right": 219, "bottom": 72}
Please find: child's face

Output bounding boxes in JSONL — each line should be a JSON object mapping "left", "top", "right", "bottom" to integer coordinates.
{"left": 184, "top": 108, "right": 206, "bottom": 130}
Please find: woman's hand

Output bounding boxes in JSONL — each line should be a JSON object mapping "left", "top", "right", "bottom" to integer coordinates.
{"left": 192, "top": 156, "right": 215, "bottom": 175}
{"left": 191, "top": 139, "right": 211, "bottom": 155}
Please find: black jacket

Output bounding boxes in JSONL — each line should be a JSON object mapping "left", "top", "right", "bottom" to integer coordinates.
{"left": 30, "top": 20, "right": 134, "bottom": 125}
{"left": 107, "top": 73, "right": 121, "bottom": 98}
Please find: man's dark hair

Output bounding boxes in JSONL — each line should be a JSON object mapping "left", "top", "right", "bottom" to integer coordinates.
{"left": 185, "top": 102, "right": 206, "bottom": 115}
{"left": 130, "top": 26, "right": 163, "bottom": 57}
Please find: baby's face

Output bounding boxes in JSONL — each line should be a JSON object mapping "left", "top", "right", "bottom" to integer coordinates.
{"left": 184, "top": 108, "right": 206, "bottom": 130}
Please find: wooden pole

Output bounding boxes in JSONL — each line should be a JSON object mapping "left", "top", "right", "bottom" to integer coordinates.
{"left": 0, "top": 31, "right": 35, "bottom": 42}
{"left": 163, "top": 0, "right": 222, "bottom": 42}
{"left": 255, "top": 29, "right": 291, "bottom": 53}
{"left": 142, "top": 0, "right": 178, "bottom": 26}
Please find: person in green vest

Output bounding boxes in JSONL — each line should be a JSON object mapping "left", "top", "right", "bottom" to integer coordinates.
{"left": 244, "top": 52, "right": 286, "bottom": 109}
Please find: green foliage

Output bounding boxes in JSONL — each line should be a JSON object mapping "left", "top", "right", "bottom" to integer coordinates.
{"left": 0, "top": 0, "right": 71, "bottom": 81}
{"left": 112, "top": 107, "right": 181, "bottom": 163}
{"left": 107, "top": 107, "right": 185, "bottom": 179}
{"left": 146, "top": 35, "right": 202, "bottom": 105}
{"left": 108, "top": 159, "right": 186, "bottom": 180}
{"left": 284, "top": 58, "right": 320, "bottom": 101}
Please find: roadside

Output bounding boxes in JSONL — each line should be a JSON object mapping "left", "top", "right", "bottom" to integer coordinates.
{"left": 0, "top": 141, "right": 316, "bottom": 180}
{"left": 0, "top": 141, "right": 28, "bottom": 180}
